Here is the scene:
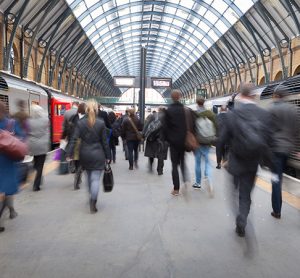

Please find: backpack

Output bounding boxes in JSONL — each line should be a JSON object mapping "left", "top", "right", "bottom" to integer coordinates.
{"left": 195, "top": 114, "right": 216, "bottom": 144}
{"left": 111, "top": 120, "right": 121, "bottom": 138}
{"left": 65, "top": 114, "right": 77, "bottom": 139}
{"left": 230, "top": 112, "right": 267, "bottom": 159}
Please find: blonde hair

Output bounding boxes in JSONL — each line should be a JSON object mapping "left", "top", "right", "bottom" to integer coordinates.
{"left": 85, "top": 99, "right": 98, "bottom": 127}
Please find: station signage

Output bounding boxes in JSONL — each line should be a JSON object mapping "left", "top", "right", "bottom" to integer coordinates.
{"left": 151, "top": 78, "right": 172, "bottom": 88}
{"left": 113, "top": 76, "right": 135, "bottom": 87}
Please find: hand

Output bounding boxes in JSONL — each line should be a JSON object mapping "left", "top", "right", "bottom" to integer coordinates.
{"left": 66, "top": 156, "right": 72, "bottom": 162}
{"left": 106, "top": 159, "right": 111, "bottom": 164}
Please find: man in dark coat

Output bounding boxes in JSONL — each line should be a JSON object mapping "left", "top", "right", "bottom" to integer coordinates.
{"left": 216, "top": 105, "right": 228, "bottom": 169}
{"left": 269, "top": 85, "right": 299, "bottom": 219}
{"left": 163, "top": 90, "right": 188, "bottom": 196}
{"left": 219, "top": 84, "right": 273, "bottom": 237}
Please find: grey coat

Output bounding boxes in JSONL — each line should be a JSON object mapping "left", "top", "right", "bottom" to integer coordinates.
{"left": 28, "top": 116, "right": 50, "bottom": 156}
{"left": 269, "top": 101, "right": 299, "bottom": 154}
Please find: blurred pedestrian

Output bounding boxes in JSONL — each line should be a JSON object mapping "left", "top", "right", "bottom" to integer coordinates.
{"left": 143, "top": 107, "right": 168, "bottom": 175}
{"left": 163, "top": 90, "right": 189, "bottom": 196}
{"left": 67, "top": 100, "right": 111, "bottom": 213}
{"left": 121, "top": 108, "right": 143, "bottom": 170}
{"left": 62, "top": 101, "right": 79, "bottom": 138}
{"left": 216, "top": 105, "right": 228, "bottom": 169}
{"left": 269, "top": 85, "right": 299, "bottom": 219}
{"left": 108, "top": 111, "right": 118, "bottom": 163}
{"left": 219, "top": 84, "right": 272, "bottom": 237}
{"left": 27, "top": 105, "right": 50, "bottom": 191}
{"left": 192, "top": 97, "right": 217, "bottom": 193}
{"left": 0, "top": 101, "right": 25, "bottom": 232}
{"left": 72, "top": 103, "right": 86, "bottom": 190}
{"left": 13, "top": 99, "right": 29, "bottom": 138}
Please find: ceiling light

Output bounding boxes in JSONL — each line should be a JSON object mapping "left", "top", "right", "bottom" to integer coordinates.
{"left": 39, "top": 40, "right": 47, "bottom": 48}
{"left": 263, "top": 48, "right": 270, "bottom": 57}
{"left": 24, "top": 28, "right": 33, "bottom": 38}
{"left": 280, "top": 39, "right": 289, "bottom": 48}
{"left": 249, "top": 56, "right": 256, "bottom": 63}
{"left": 7, "top": 13, "right": 15, "bottom": 24}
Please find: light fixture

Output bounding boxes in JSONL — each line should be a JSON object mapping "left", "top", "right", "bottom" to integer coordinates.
{"left": 222, "top": 71, "right": 227, "bottom": 77}
{"left": 249, "top": 56, "right": 256, "bottom": 64}
{"left": 263, "top": 48, "right": 270, "bottom": 57}
{"left": 229, "top": 67, "right": 235, "bottom": 73}
{"left": 50, "top": 49, "right": 56, "bottom": 56}
{"left": 66, "top": 62, "right": 72, "bottom": 69}
{"left": 280, "top": 39, "right": 289, "bottom": 48}
{"left": 39, "top": 40, "right": 47, "bottom": 48}
{"left": 238, "top": 62, "right": 244, "bottom": 69}
{"left": 7, "top": 13, "right": 15, "bottom": 24}
{"left": 59, "top": 56, "right": 65, "bottom": 65}
{"left": 24, "top": 28, "right": 33, "bottom": 38}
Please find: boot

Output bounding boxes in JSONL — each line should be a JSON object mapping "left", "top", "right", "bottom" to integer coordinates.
{"left": 0, "top": 200, "right": 5, "bottom": 232}
{"left": 6, "top": 196, "right": 18, "bottom": 219}
{"left": 89, "top": 199, "right": 98, "bottom": 213}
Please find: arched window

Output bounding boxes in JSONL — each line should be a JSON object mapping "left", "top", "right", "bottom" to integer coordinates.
{"left": 259, "top": 76, "right": 265, "bottom": 85}
{"left": 274, "top": 71, "right": 282, "bottom": 81}
{"left": 293, "top": 65, "right": 300, "bottom": 76}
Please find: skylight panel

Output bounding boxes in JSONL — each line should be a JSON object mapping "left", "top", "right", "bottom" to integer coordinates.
{"left": 96, "top": 18, "right": 107, "bottom": 29}
{"left": 208, "top": 29, "right": 219, "bottom": 42}
{"left": 198, "top": 21, "right": 210, "bottom": 32}
{"left": 81, "top": 15, "right": 92, "bottom": 28}
{"left": 91, "top": 8, "right": 103, "bottom": 19}
{"left": 84, "top": 0, "right": 98, "bottom": 9}
{"left": 206, "top": 10, "right": 218, "bottom": 24}
{"left": 74, "top": 2, "right": 86, "bottom": 17}
{"left": 165, "top": 6, "right": 177, "bottom": 15}
{"left": 211, "top": 0, "right": 228, "bottom": 14}
{"left": 86, "top": 25, "right": 96, "bottom": 36}
{"left": 118, "top": 7, "right": 130, "bottom": 17}
{"left": 180, "top": 0, "right": 194, "bottom": 10}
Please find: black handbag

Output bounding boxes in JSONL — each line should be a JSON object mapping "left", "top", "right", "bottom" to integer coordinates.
{"left": 103, "top": 163, "right": 114, "bottom": 192}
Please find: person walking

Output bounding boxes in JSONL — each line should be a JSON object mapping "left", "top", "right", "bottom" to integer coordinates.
{"left": 0, "top": 101, "right": 25, "bottom": 232}
{"left": 192, "top": 97, "right": 217, "bottom": 192}
{"left": 163, "top": 90, "right": 188, "bottom": 196}
{"left": 67, "top": 100, "right": 111, "bottom": 213}
{"left": 269, "top": 85, "right": 299, "bottom": 219}
{"left": 108, "top": 111, "right": 118, "bottom": 163}
{"left": 72, "top": 103, "right": 86, "bottom": 190}
{"left": 27, "top": 105, "right": 50, "bottom": 191}
{"left": 121, "top": 108, "right": 143, "bottom": 170}
{"left": 216, "top": 105, "right": 228, "bottom": 169}
{"left": 144, "top": 107, "right": 168, "bottom": 175}
{"left": 219, "top": 84, "right": 272, "bottom": 237}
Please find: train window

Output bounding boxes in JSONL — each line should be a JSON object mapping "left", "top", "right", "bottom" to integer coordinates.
{"left": 55, "top": 104, "right": 67, "bottom": 116}
{"left": 0, "top": 94, "right": 9, "bottom": 113}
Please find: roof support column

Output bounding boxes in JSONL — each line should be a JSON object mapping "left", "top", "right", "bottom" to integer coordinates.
{"left": 139, "top": 47, "right": 147, "bottom": 123}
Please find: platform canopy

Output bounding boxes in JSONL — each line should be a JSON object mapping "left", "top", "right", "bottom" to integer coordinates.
{"left": 66, "top": 0, "right": 257, "bottom": 81}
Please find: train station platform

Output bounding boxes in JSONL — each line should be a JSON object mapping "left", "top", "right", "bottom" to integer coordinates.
{"left": 1, "top": 147, "right": 300, "bottom": 278}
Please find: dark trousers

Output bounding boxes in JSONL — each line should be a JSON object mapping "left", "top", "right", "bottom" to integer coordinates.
{"left": 149, "top": 157, "right": 164, "bottom": 173}
{"left": 127, "top": 140, "right": 139, "bottom": 167}
{"left": 234, "top": 171, "right": 256, "bottom": 229}
{"left": 110, "top": 144, "right": 116, "bottom": 162}
{"left": 33, "top": 154, "right": 46, "bottom": 190}
{"left": 216, "top": 141, "right": 227, "bottom": 165}
{"left": 271, "top": 152, "right": 288, "bottom": 214}
{"left": 170, "top": 146, "right": 185, "bottom": 191}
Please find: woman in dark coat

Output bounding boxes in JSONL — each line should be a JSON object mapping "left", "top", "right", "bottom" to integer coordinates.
{"left": 0, "top": 101, "right": 24, "bottom": 232}
{"left": 144, "top": 107, "right": 168, "bottom": 175}
{"left": 67, "top": 100, "right": 111, "bottom": 213}
{"left": 121, "top": 109, "right": 143, "bottom": 170}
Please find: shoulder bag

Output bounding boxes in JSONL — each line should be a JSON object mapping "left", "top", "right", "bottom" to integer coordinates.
{"left": 128, "top": 117, "right": 143, "bottom": 141}
{"left": 184, "top": 108, "right": 199, "bottom": 152}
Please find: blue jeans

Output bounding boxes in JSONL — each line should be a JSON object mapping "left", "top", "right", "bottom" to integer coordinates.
{"left": 127, "top": 140, "right": 139, "bottom": 167}
{"left": 194, "top": 146, "right": 211, "bottom": 184}
{"left": 86, "top": 170, "right": 102, "bottom": 201}
{"left": 271, "top": 152, "right": 288, "bottom": 214}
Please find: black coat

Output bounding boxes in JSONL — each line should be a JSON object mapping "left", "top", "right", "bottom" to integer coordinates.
{"left": 68, "top": 117, "right": 111, "bottom": 170}
{"left": 219, "top": 102, "right": 273, "bottom": 175}
{"left": 163, "top": 101, "right": 187, "bottom": 149}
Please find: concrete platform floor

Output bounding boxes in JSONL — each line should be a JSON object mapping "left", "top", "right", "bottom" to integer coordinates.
{"left": 1, "top": 147, "right": 300, "bottom": 278}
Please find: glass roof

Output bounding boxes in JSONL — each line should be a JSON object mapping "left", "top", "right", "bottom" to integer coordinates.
{"left": 66, "top": 0, "right": 257, "bottom": 81}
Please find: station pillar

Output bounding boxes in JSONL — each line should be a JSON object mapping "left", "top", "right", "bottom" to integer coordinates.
{"left": 139, "top": 47, "right": 147, "bottom": 123}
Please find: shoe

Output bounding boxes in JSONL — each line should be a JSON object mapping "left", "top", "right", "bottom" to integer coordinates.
{"left": 9, "top": 210, "right": 18, "bottom": 219}
{"left": 157, "top": 172, "right": 163, "bottom": 176}
{"left": 134, "top": 161, "right": 139, "bottom": 169}
{"left": 33, "top": 187, "right": 40, "bottom": 192}
{"left": 235, "top": 225, "right": 245, "bottom": 237}
{"left": 90, "top": 199, "right": 98, "bottom": 213}
{"left": 192, "top": 183, "right": 201, "bottom": 189}
{"left": 216, "top": 164, "right": 221, "bottom": 169}
{"left": 129, "top": 166, "right": 133, "bottom": 170}
{"left": 271, "top": 212, "right": 281, "bottom": 219}
{"left": 0, "top": 227, "right": 5, "bottom": 233}
{"left": 171, "top": 190, "right": 179, "bottom": 196}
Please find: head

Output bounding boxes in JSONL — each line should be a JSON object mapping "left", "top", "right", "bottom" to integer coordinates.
{"left": 31, "top": 104, "right": 45, "bottom": 119}
{"left": 17, "top": 99, "right": 27, "bottom": 112}
{"left": 196, "top": 97, "right": 205, "bottom": 107}
{"left": 273, "top": 85, "right": 289, "bottom": 99}
{"left": 171, "top": 90, "right": 182, "bottom": 102}
{"left": 77, "top": 103, "right": 86, "bottom": 115}
{"left": 0, "top": 101, "right": 7, "bottom": 120}
{"left": 240, "top": 83, "right": 256, "bottom": 99}
{"left": 128, "top": 108, "right": 135, "bottom": 117}
{"left": 86, "top": 99, "right": 98, "bottom": 127}
{"left": 72, "top": 101, "right": 79, "bottom": 108}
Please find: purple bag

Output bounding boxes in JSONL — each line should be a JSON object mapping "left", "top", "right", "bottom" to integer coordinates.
{"left": 53, "top": 148, "right": 61, "bottom": 161}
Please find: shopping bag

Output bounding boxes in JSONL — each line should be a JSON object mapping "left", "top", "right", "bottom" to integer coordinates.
{"left": 103, "top": 163, "right": 114, "bottom": 192}
{"left": 53, "top": 148, "right": 61, "bottom": 161}
{"left": 58, "top": 150, "right": 69, "bottom": 175}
